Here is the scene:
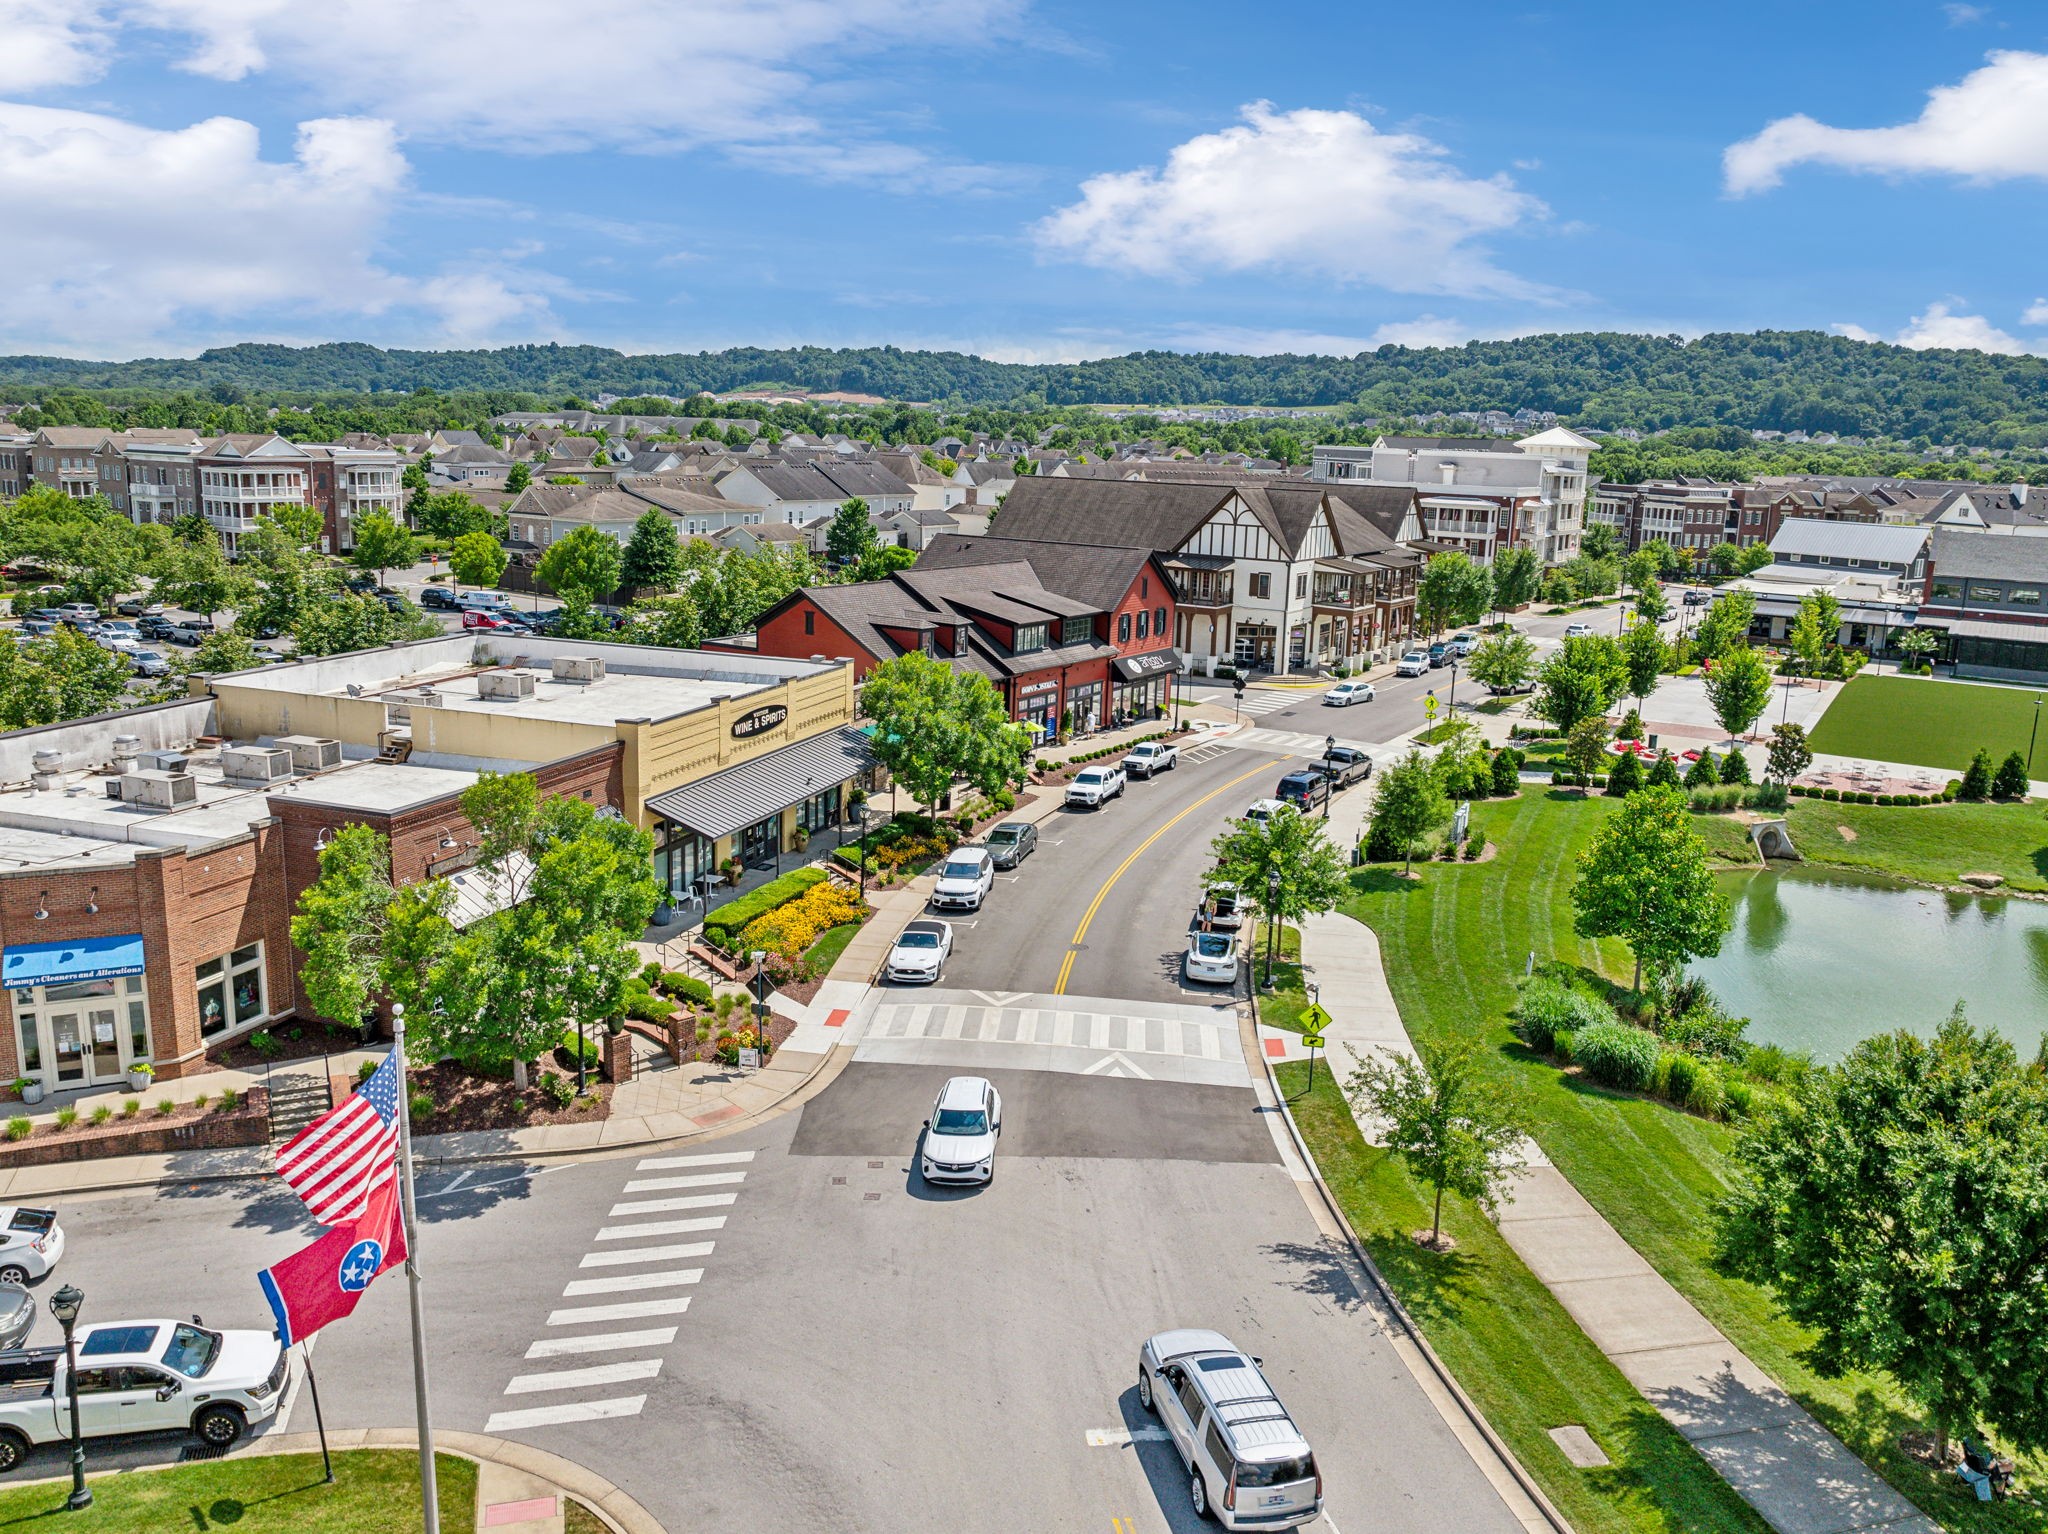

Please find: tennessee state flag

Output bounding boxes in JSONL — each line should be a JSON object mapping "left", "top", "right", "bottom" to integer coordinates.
{"left": 257, "top": 1177, "right": 407, "bottom": 1346}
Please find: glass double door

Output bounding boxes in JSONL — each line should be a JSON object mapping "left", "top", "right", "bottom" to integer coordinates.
{"left": 50, "top": 1005, "right": 125, "bottom": 1087}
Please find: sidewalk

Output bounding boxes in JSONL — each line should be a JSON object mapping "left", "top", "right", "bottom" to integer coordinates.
{"left": 1286, "top": 910, "right": 1941, "bottom": 1534}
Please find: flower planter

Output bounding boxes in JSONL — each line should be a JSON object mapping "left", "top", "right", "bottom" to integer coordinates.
{"left": 16, "top": 1081, "right": 43, "bottom": 1106}
{"left": 127, "top": 1068, "right": 153, "bottom": 1092}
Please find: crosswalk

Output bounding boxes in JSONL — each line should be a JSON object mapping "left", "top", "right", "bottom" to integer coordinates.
{"left": 1231, "top": 689, "right": 1301, "bottom": 717}
{"left": 1232, "top": 726, "right": 1383, "bottom": 758}
{"left": 484, "top": 1149, "right": 756, "bottom": 1433}
{"left": 857, "top": 989, "right": 1248, "bottom": 1087}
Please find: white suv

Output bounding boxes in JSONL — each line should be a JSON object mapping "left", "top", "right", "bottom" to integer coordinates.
{"left": 1066, "top": 764, "right": 1126, "bottom": 808}
{"left": 920, "top": 1075, "right": 1002, "bottom": 1185}
{"left": 931, "top": 847, "right": 995, "bottom": 911}
{"left": 1394, "top": 650, "right": 1430, "bottom": 677}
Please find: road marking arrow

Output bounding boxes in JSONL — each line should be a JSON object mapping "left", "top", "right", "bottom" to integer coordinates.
{"left": 1081, "top": 1051, "right": 1153, "bottom": 1080}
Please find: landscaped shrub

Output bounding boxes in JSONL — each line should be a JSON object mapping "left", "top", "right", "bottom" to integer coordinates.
{"left": 702, "top": 867, "right": 829, "bottom": 950}
{"left": 1604, "top": 749, "right": 1641, "bottom": 797}
{"left": 1745, "top": 781, "right": 1787, "bottom": 811}
{"left": 155, "top": 1097, "right": 176, "bottom": 1116}
{"left": 1959, "top": 747, "right": 1994, "bottom": 802}
{"left": 1515, "top": 975, "right": 1617, "bottom": 1053}
{"left": 54, "top": 1106, "right": 77, "bottom": 1129}
{"left": 626, "top": 991, "right": 677, "bottom": 1024}
{"left": 1719, "top": 749, "right": 1751, "bottom": 785}
{"left": 1550, "top": 768, "right": 1566, "bottom": 786}
{"left": 90, "top": 1104, "right": 112, "bottom": 1126}
{"left": 1490, "top": 749, "right": 1521, "bottom": 797}
{"left": 557, "top": 1028, "right": 600, "bottom": 1069}
{"left": 409, "top": 1089, "right": 436, "bottom": 1120}
{"left": 539, "top": 1072, "right": 575, "bottom": 1108}
{"left": 1722, "top": 1077, "right": 1756, "bottom": 1119}
{"left": 356, "top": 1058, "right": 379, "bottom": 1084}
{"left": 1994, "top": 750, "right": 2031, "bottom": 799}
{"left": 1743, "top": 1043, "right": 1812, "bottom": 1086}
{"left": 3, "top": 1118, "right": 27, "bottom": 1142}
{"left": 1789, "top": 783, "right": 1809, "bottom": 797}
{"left": 715, "top": 1025, "right": 773, "bottom": 1068}
{"left": 1645, "top": 752, "right": 1682, "bottom": 789}
{"left": 640, "top": 961, "right": 663, "bottom": 987}
{"left": 1571, "top": 1021, "right": 1660, "bottom": 1091}
{"left": 662, "top": 972, "right": 712, "bottom": 1007}
{"left": 1821, "top": 787, "right": 1840, "bottom": 801}
{"left": 249, "top": 1028, "right": 285, "bottom": 1059}
{"left": 737, "top": 880, "right": 867, "bottom": 961}
{"left": 216, "top": 1087, "right": 240, "bottom": 1111}
{"left": 1662, "top": 1051, "right": 1709, "bottom": 1109}
{"left": 121, "top": 1098, "right": 139, "bottom": 1119}
{"left": 1683, "top": 749, "right": 1719, "bottom": 789}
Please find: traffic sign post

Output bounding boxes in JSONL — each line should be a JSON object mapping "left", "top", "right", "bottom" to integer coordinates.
{"left": 1423, "top": 692, "right": 1439, "bottom": 724}
{"left": 1298, "top": 990, "right": 1330, "bottom": 1094}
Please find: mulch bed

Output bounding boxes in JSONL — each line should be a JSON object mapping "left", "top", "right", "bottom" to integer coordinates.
{"left": 202, "top": 1021, "right": 366, "bottom": 1075}
{"left": 0, "top": 1088, "right": 268, "bottom": 1165}
{"left": 404, "top": 1059, "right": 611, "bottom": 1136}
{"left": 663, "top": 1008, "right": 799, "bottom": 1068}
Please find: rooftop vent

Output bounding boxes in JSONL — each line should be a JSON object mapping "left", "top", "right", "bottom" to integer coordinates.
{"left": 477, "top": 670, "right": 538, "bottom": 701}
{"left": 139, "top": 750, "right": 189, "bottom": 775}
{"left": 551, "top": 656, "right": 606, "bottom": 685}
{"left": 110, "top": 735, "right": 143, "bottom": 773}
{"left": 221, "top": 746, "right": 293, "bottom": 784}
{"left": 273, "top": 735, "right": 342, "bottom": 772}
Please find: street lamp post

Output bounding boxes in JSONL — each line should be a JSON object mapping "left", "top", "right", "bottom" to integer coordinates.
{"left": 1263, "top": 867, "right": 1282, "bottom": 991}
{"left": 48, "top": 1284, "right": 88, "bottom": 1510}
{"left": 857, "top": 804, "right": 873, "bottom": 898}
{"left": 1322, "top": 735, "right": 1336, "bottom": 820}
{"left": 1447, "top": 659, "right": 1459, "bottom": 716}
{"left": 2031, "top": 695, "right": 2045, "bottom": 778}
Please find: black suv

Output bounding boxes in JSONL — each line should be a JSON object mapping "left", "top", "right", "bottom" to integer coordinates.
{"left": 419, "top": 586, "right": 459, "bottom": 611}
{"left": 136, "top": 614, "right": 179, "bottom": 640}
{"left": 1275, "top": 770, "right": 1330, "bottom": 810}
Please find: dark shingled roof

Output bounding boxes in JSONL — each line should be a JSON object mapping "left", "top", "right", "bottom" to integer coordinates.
{"left": 912, "top": 533, "right": 1162, "bottom": 614}
{"left": 1930, "top": 527, "right": 2048, "bottom": 583}
{"left": 993, "top": 476, "right": 1422, "bottom": 563}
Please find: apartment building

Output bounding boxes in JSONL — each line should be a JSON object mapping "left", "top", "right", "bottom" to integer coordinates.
{"left": 1312, "top": 428, "right": 1594, "bottom": 564}
{"left": 302, "top": 444, "right": 404, "bottom": 553}
{"left": 194, "top": 435, "right": 315, "bottom": 556}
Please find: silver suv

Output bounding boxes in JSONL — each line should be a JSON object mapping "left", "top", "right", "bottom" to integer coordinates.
{"left": 1138, "top": 1329, "right": 1322, "bottom": 1528}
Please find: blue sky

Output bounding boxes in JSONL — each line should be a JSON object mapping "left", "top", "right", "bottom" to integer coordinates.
{"left": 7, "top": 0, "right": 2048, "bottom": 362}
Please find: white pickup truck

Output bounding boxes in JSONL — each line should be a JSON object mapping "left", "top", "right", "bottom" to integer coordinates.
{"left": 0, "top": 1318, "right": 288, "bottom": 1471}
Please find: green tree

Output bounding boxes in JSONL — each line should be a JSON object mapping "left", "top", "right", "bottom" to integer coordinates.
{"left": 1533, "top": 633, "right": 1626, "bottom": 735}
{"left": 1959, "top": 747, "right": 1994, "bottom": 801}
{"left": 0, "top": 626, "right": 131, "bottom": 728}
{"left": 621, "top": 593, "right": 703, "bottom": 649}
{"left": 1893, "top": 627, "right": 1940, "bottom": 672}
{"left": 1206, "top": 803, "right": 1350, "bottom": 970}
{"left": 620, "top": 508, "right": 684, "bottom": 592}
{"left": 1716, "top": 1012, "right": 2048, "bottom": 1457}
{"left": 1621, "top": 617, "right": 1667, "bottom": 708}
{"left": 291, "top": 824, "right": 397, "bottom": 1027}
{"left": 951, "top": 672, "right": 1031, "bottom": 799}
{"left": 1605, "top": 746, "right": 1642, "bottom": 797}
{"left": 412, "top": 490, "right": 498, "bottom": 541}
{"left": 537, "top": 525, "right": 623, "bottom": 607}
{"left": 1368, "top": 751, "right": 1452, "bottom": 875}
{"left": 861, "top": 651, "right": 967, "bottom": 812}
{"left": 1703, "top": 644, "right": 1774, "bottom": 741}
{"left": 1621, "top": 548, "right": 1660, "bottom": 602}
{"left": 504, "top": 460, "right": 532, "bottom": 494}
{"left": 1416, "top": 551, "right": 1489, "bottom": 634}
{"left": 1572, "top": 783, "right": 1731, "bottom": 995}
{"left": 1489, "top": 546, "right": 1541, "bottom": 614}
{"left": 1581, "top": 523, "right": 1624, "bottom": 562}
{"left": 1645, "top": 750, "right": 1682, "bottom": 789}
{"left": 1719, "top": 746, "right": 1751, "bottom": 785}
{"left": 150, "top": 526, "right": 253, "bottom": 624}
{"left": 1993, "top": 750, "right": 2031, "bottom": 799}
{"left": 1766, "top": 722, "right": 1811, "bottom": 784}
{"left": 294, "top": 588, "right": 436, "bottom": 657}
{"left": 449, "top": 530, "right": 508, "bottom": 593}
{"left": 1684, "top": 748, "right": 1720, "bottom": 789}
{"left": 349, "top": 510, "right": 419, "bottom": 587}
{"left": 1704, "top": 541, "right": 1743, "bottom": 576}
{"left": 825, "top": 497, "right": 878, "bottom": 567}
{"left": 1735, "top": 543, "right": 1776, "bottom": 575}
{"left": 1563, "top": 715, "right": 1612, "bottom": 789}
{"left": 1691, "top": 589, "right": 1757, "bottom": 662}
{"left": 1346, "top": 1041, "right": 1533, "bottom": 1249}
{"left": 852, "top": 545, "right": 917, "bottom": 583}
{"left": 1633, "top": 580, "right": 1670, "bottom": 626}
{"left": 1465, "top": 632, "right": 1536, "bottom": 695}
{"left": 1787, "top": 593, "right": 1829, "bottom": 678}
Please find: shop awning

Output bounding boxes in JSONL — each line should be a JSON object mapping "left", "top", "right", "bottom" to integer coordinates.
{"left": 646, "top": 727, "right": 873, "bottom": 841}
{"left": 1113, "top": 648, "right": 1185, "bottom": 683}
{"left": 3, "top": 934, "right": 145, "bottom": 991}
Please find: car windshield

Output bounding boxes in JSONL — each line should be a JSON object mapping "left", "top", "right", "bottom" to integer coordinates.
{"left": 161, "top": 1324, "right": 221, "bottom": 1379}
{"left": 1194, "top": 934, "right": 1233, "bottom": 958}
{"left": 897, "top": 931, "right": 941, "bottom": 950}
{"left": 932, "top": 1107, "right": 988, "bottom": 1135}
{"left": 1236, "top": 1454, "right": 1316, "bottom": 1488}
{"left": 941, "top": 861, "right": 981, "bottom": 880}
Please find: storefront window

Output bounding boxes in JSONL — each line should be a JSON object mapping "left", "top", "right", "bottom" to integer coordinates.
{"left": 15, "top": 1013, "right": 39, "bottom": 1074}
{"left": 231, "top": 945, "right": 266, "bottom": 1027}
{"left": 797, "top": 785, "right": 842, "bottom": 833}
{"left": 197, "top": 945, "right": 267, "bottom": 1038}
{"left": 657, "top": 824, "right": 714, "bottom": 899}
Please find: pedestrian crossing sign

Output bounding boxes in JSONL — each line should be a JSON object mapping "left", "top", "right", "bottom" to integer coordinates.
{"left": 1301, "top": 1003, "right": 1331, "bottom": 1032}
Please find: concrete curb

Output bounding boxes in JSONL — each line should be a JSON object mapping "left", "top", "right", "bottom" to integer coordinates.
{"left": 1257, "top": 1049, "right": 1575, "bottom": 1534}
{"left": 9, "top": 1428, "right": 667, "bottom": 1534}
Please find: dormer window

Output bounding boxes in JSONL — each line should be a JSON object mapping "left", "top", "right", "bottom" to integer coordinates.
{"left": 1015, "top": 623, "right": 1048, "bottom": 655}
{"left": 1062, "top": 615, "right": 1089, "bottom": 646}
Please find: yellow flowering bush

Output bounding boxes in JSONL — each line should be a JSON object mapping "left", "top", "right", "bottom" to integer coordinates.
{"left": 738, "top": 881, "right": 868, "bottom": 960}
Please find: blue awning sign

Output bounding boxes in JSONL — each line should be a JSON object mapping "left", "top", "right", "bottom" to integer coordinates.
{"left": 2, "top": 934, "right": 147, "bottom": 991}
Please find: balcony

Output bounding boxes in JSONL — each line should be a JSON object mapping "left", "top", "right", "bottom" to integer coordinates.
{"left": 1174, "top": 579, "right": 1234, "bottom": 609}
{"left": 57, "top": 466, "right": 95, "bottom": 482}
{"left": 1311, "top": 581, "right": 1364, "bottom": 609}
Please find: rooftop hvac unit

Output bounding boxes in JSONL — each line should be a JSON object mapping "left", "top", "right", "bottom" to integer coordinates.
{"left": 221, "top": 746, "right": 293, "bottom": 784}
{"left": 116, "top": 769, "right": 199, "bottom": 810}
{"left": 477, "top": 670, "right": 538, "bottom": 701}
{"left": 387, "top": 687, "right": 441, "bottom": 709}
{"left": 551, "top": 656, "right": 606, "bottom": 684}
{"left": 139, "top": 750, "right": 189, "bottom": 775}
{"left": 273, "top": 735, "right": 342, "bottom": 772}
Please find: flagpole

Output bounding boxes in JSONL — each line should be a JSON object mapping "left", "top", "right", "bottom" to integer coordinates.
{"left": 299, "top": 1341, "right": 334, "bottom": 1484}
{"left": 390, "top": 1003, "right": 440, "bottom": 1534}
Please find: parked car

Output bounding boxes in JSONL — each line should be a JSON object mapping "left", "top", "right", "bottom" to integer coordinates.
{"left": 981, "top": 821, "right": 1037, "bottom": 869}
{"left": 1394, "top": 650, "right": 1430, "bottom": 677}
{"left": 378, "top": 591, "right": 413, "bottom": 614}
{"left": 1241, "top": 798, "right": 1285, "bottom": 827}
{"left": 0, "top": 1286, "right": 33, "bottom": 1352}
{"left": 1275, "top": 770, "right": 1329, "bottom": 810}
{"left": 16, "top": 622, "right": 54, "bottom": 641}
{"left": 1322, "top": 678, "right": 1375, "bottom": 706}
{"left": 163, "top": 622, "right": 209, "bottom": 647}
{"left": 919, "top": 1075, "right": 1002, "bottom": 1186}
{"left": 1138, "top": 1329, "right": 1323, "bottom": 1529}
{"left": 931, "top": 847, "right": 995, "bottom": 912}
{"left": 52, "top": 604, "right": 98, "bottom": 625}
{"left": 1315, "top": 745, "right": 1374, "bottom": 787}
{"left": 1564, "top": 621, "right": 1592, "bottom": 637}
{"left": 1197, "top": 882, "right": 1245, "bottom": 932}
{"left": 1121, "top": 740, "right": 1178, "bottom": 778}
{"left": 0, "top": 1316, "right": 289, "bottom": 1470}
{"left": 453, "top": 590, "right": 514, "bottom": 612}
{"left": 92, "top": 621, "right": 141, "bottom": 648}
{"left": 419, "top": 586, "right": 460, "bottom": 611}
{"left": 1065, "top": 764, "right": 1126, "bottom": 809}
{"left": 136, "top": 615, "right": 178, "bottom": 641}
{"left": 462, "top": 610, "right": 528, "bottom": 631}
{"left": 1427, "top": 641, "right": 1449, "bottom": 668}
{"left": 26, "top": 610, "right": 61, "bottom": 626}
{"left": 1683, "top": 588, "right": 1711, "bottom": 606}
{"left": 884, "top": 920, "right": 953, "bottom": 985}
{"left": 0, "top": 1209, "right": 63, "bottom": 1287}
{"left": 127, "top": 649, "right": 172, "bottom": 678}
{"left": 1449, "top": 631, "right": 1480, "bottom": 657}
{"left": 1183, "top": 927, "right": 1241, "bottom": 987}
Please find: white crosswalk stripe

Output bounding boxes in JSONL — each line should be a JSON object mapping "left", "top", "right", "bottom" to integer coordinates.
{"left": 857, "top": 989, "right": 1248, "bottom": 1086}
{"left": 1233, "top": 689, "right": 1300, "bottom": 715}
{"left": 496, "top": 1149, "right": 756, "bottom": 1430}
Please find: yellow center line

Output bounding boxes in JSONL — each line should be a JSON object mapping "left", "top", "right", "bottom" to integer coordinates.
{"left": 1055, "top": 759, "right": 1273, "bottom": 995}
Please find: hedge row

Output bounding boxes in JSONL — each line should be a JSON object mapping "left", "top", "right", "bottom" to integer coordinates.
{"left": 1034, "top": 730, "right": 1169, "bottom": 775}
{"left": 702, "top": 867, "right": 828, "bottom": 951}
{"left": 1789, "top": 783, "right": 1955, "bottom": 806}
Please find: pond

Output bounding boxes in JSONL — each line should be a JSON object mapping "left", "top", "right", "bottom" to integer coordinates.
{"left": 1689, "top": 865, "right": 2048, "bottom": 1061}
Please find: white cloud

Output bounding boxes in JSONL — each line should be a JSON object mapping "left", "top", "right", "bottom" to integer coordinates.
{"left": 105, "top": 0, "right": 1022, "bottom": 183}
{"left": 0, "top": 102, "right": 555, "bottom": 354}
{"left": 1725, "top": 50, "right": 2048, "bottom": 195}
{"left": 0, "top": 2, "right": 110, "bottom": 91}
{"left": 1035, "top": 102, "right": 1551, "bottom": 299}
{"left": 1943, "top": 2, "right": 1987, "bottom": 23}
{"left": 1832, "top": 302, "right": 2041, "bottom": 355}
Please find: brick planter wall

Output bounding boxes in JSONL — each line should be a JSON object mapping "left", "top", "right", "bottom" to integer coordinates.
{"left": 0, "top": 1089, "right": 269, "bottom": 1168}
{"left": 602, "top": 1032, "right": 633, "bottom": 1084}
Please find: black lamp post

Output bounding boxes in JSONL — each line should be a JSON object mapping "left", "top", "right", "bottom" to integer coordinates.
{"left": 49, "top": 1284, "right": 88, "bottom": 1510}
{"left": 1322, "top": 735, "right": 1336, "bottom": 820}
{"left": 1447, "top": 659, "right": 1460, "bottom": 715}
{"left": 2031, "top": 695, "right": 2044, "bottom": 778}
{"left": 1264, "top": 867, "right": 1282, "bottom": 990}
{"left": 857, "top": 804, "right": 874, "bottom": 897}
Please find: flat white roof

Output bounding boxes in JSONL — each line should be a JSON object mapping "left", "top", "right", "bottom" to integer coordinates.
{"left": 400, "top": 668, "right": 770, "bottom": 728}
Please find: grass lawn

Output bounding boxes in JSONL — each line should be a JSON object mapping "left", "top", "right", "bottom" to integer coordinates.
{"left": 1789, "top": 797, "right": 2048, "bottom": 892}
{"left": 1250, "top": 923, "right": 1312, "bottom": 1030}
{"left": 1341, "top": 789, "right": 2042, "bottom": 1532}
{"left": 0, "top": 1451, "right": 477, "bottom": 1532}
{"left": 804, "top": 921, "right": 863, "bottom": 976}
{"left": 1808, "top": 673, "right": 2048, "bottom": 774}
{"left": 1280, "top": 1062, "right": 1771, "bottom": 1534}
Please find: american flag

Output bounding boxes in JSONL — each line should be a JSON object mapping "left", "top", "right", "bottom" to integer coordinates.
{"left": 275, "top": 1049, "right": 401, "bottom": 1226}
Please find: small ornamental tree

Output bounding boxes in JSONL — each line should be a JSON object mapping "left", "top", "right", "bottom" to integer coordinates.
{"left": 1684, "top": 748, "right": 1719, "bottom": 789}
{"left": 449, "top": 530, "right": 507, "bottom": 593}
{"left": 1959, "top": 747, "right": 1994, "bottom": 802}
{"left": 1893, "top": 627, "right": 1939, "bottom": 673}
{"left": 1993, "top": 750, "right": 2031, "bottom": 800}
{"left": 1719, "top": 747, "right": 1751, "bottom": 785}
{"left": 825, "top": 497, "right": 879, "bottom": 568}
{"left": 504, "top": 460, "right": 532, "bottom": 494}
{"left": 1605, "top": 747, "right": 1642, "bottom": 797}
{"left": 1645, "top": 750, "right": 1682, "bottom": 789}
{"left": 1490, "top": 748, "right": 1521, "bottom": 797}
{"left": 1621, "top": 618, "right": 1667, "bottom": 708}
{"left": 620, "top": 508, "right": 684, "bottom": 592}
{"left": 349, "top": 510, "right": 419, "bottom": 588}
{"left": 1207, "top": 805, "right": 1350, "bottom": 954}
{"left": 1563, "top": 716, "right": 1612, "bottom": 790}
{"left": 1572, "top": 783, "right": 1731, "bottom": 996}
{"left": 1766, "top": 722, "right": 1813, "bottom": 785}
{"left": 1368, "top": 751, "right": 1452, "bottom": 875}
{"left": 537, "top": 524, "right": 623, "bottom": 608}
{"left": 1346, "top": 1041, "right": 1533, "bottom": 1251}
{"left": 1704, "top": 643, "right": 1774, "bottom": 741}
{"left": 1466, "top": 632, "right": 1536, "bottom": 695}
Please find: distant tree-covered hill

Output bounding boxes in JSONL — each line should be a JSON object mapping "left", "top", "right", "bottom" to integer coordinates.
{"left": 5, "top": 331, "right": 2048, "bottom": 445}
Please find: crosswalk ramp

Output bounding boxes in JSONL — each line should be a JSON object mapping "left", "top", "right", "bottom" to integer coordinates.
{"left": 484, "top": 1149, "right": 756, "bottom": 1433}
{"left": 856, "top": 989, "right": 1249, "bottom": 1087}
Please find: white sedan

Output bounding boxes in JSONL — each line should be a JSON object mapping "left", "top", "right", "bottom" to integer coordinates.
{"left": 1184, "top": 928, "right": 1240, "bottom": 986}
{"left": 920, "top": 1075, "right": 1002, "bottom": 1185}
{"left": 0, "top": 1207, "right": 64, "bottom": 1286}
{"left": 885, "top": 920, "right": 954, "bottom": 984}
{"left": 1323, "top": 678, "right": 1376, "bottom": 706}
{"left": 930, "top": 847, "right": 994, "bottom": 912}
{"left": 1564, "top": 622, "right": 1592, "bottom": 637}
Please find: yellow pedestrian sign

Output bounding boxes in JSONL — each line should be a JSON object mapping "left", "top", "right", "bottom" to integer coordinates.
{"left": 1302, "top": 1003, "right": 1331, "bottom": 1034}
{"left": 1300, "top": 1031, "right": 1326, "bottom": 1050}
{"left": 1423, "top": 693, "right": 1439, "bottom": 721}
